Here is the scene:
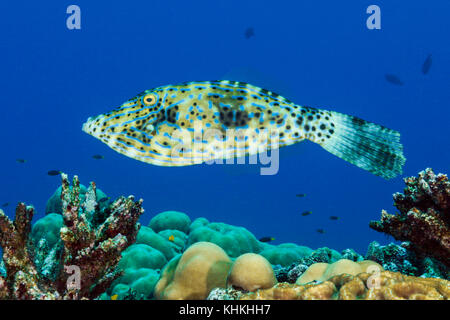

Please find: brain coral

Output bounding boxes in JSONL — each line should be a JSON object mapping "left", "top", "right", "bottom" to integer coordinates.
{"left": 227, "top": 253, "right": 277, "bottom": 291}
{"left": 296, "top": 259, "right": 383, "bottom": 284}
{"left": 187, "top": 222, "right": 262, "bottom": 257}
{"left": 149, "top": 211, "right": 191, "bottom": 234}
{"left": 239, "top": 271, "right": 450, "bottom": 300}
{"left": 154, "top": 242, "right": 232, "bottom": 300}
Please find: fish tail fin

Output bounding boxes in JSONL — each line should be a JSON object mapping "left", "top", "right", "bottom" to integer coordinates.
{"left": 316, "top": 110, "right": 405, "bottom": 179}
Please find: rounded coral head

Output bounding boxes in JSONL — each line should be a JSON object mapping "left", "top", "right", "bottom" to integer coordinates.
{"left": 154, "top": 242, "right": 232, "bottom": 300}
{"left": 227, "top": 253, "right": 277, "bottom": 292}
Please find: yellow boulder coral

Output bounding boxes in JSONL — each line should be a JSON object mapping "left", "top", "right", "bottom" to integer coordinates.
{"left": 296, "top": 259, "right": 382, "bottom": 284}
{"left": 227, "top": 253, "right": 277, "bottom": 291}
{"left": 154, "top": 242, "right": 232, "bottom": 300}
{"left": 240, "top": 271, "right": 450, "bottom": 300}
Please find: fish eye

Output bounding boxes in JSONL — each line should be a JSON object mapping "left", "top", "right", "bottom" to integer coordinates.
{"left": 143, "top": 93, "right": 157, "bottom": 106}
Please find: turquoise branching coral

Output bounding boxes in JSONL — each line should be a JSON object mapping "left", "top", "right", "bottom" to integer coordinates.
{"left": 0, "top": 174, "right": 143, "bottom": 299}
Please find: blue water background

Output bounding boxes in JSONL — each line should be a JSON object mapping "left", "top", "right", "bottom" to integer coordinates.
{"left": 0, "top": 1, "right": 449, "bottom": 255}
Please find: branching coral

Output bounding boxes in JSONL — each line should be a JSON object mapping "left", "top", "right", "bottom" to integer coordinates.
{"left": 0, "top": 174, "right": 144, "bottom": 299}
{"left": 370, "top": 168, "right": 450, "bottom": 267}
{"left": 238, "top": 271, "right": 450, "bottom": 300}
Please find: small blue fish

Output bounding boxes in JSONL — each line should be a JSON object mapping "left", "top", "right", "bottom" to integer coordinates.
{"left": 385, "top": 74, "right": 404, "bottom": 86}
{"left": 259, "top": 236, "right": 275, "bottom": 243}
{"left": 422, "top": 54, "right": 432, "bottom": 75}
{"left": 244, "top": 27, "right": 255, "bottom": 39}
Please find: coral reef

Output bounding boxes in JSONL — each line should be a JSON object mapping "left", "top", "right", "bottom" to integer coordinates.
{"left": 227, "top": 253, "right": 277, "bottom": 291}
{"left": 365, "top": 241, "right": 449, "bottom": 279}
{"left": 46, "top": 183, "right": 109, "bottom": 215}
{"left": 370, "top": 168, "right": 450, "bottom": 267}
{"left": 149, "top": 211, "right": 191, "bottom": 234}
{"left": 187, "top": 219, "right": 262, "bottom": 257}
{"left": 0, "top": 174, "right": 143, "bottom": 299}
{"left": 273, "top": 247, "right": 346, "bottom": 283}
{"left": 238, "top": 271, "right": 450, "bottom": 300}
{"left": 259, "top": 243, "right": 312, "bottom": 267}
{"left": 296, "top": 259, "right": 382, "bottom": 284}
{"left": 154, "top": 242, "right": 232, "bottom": 300}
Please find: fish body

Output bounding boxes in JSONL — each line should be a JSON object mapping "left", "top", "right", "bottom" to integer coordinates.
{"left": 83, "top": 80, "right": 405, "bottom": 179}
{"left": 422, "top": 54, "right": 432, "bottom": 75}
{"left": 329, "top": 216, "right": 339, "bottom": 220}
{"left": 385, "top": 74, "right": 404, "bottom": 86}
{"left": 168, "top": 235, "right": 175, "bottom": 242}
{"left": 301, "top": 211, "right": 312, "bottom": 216}
{"left": 316, "top": 229, "right": 325, "bottom": 234}
{"left": 259, "top": 236, "right": 275, "bottom": 242}
{"left": 245, "top": 27, "right": 255, "bottom": 39}
{"left": 47, "top": 170, "right": 61, "bottom": 176}
{"left": 296, "top": 193, "right": 306, "bottom": 198}
{"left": 92, "top": 154, "right": 104, "bottom": 160}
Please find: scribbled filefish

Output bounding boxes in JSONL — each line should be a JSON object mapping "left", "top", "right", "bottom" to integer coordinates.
{"left": 82, "top": 80, "right": 405, "bottom": 179}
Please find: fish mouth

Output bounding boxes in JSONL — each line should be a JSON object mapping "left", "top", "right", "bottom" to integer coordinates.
{"left": 82, "top": 117, "right": 94, "bottom": 134}
{"left": 82, "top": 116, "right": 103, "bottom": 137}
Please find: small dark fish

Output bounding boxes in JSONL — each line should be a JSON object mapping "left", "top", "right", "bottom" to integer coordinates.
{"left": 329, "top": 216, "right": 339, "bottom": 220}
{"left": 98, "top": 197, "right": 110, "bottom": 203}
{"left": 316, "top": 229, "right": 325, "bottom": 234}
{"left": 301, "top": 211, "right": 312, "bottom": 216}
{"left": 295, "top": 193, "right": 306, "bottom": 198}
{"left": 47, "top": 170, "right": 61, "bottom": 176}
{"left": 1, "top": 203, "right": 9, "bottom": 208}
{"left": 244, "top": 27, "right": 254, "bottom": 39}
{"left": 422, "top": 54, "right": 432, "bottom": 75}
{"left": 385, "top": 74, "right": 404, "bottom": 86}
{"left": 16, "top": 159, "right": 26, "bottom": 164}
{"left": 92, "top": 154, "right": 104, "bottom": 160}
{"left": 259, "top": 236, "right": 275, "bottom": 243}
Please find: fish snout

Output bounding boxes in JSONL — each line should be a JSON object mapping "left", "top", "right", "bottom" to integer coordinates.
{"left": 82, "top": 116, "right": 104, "bottom": 137}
